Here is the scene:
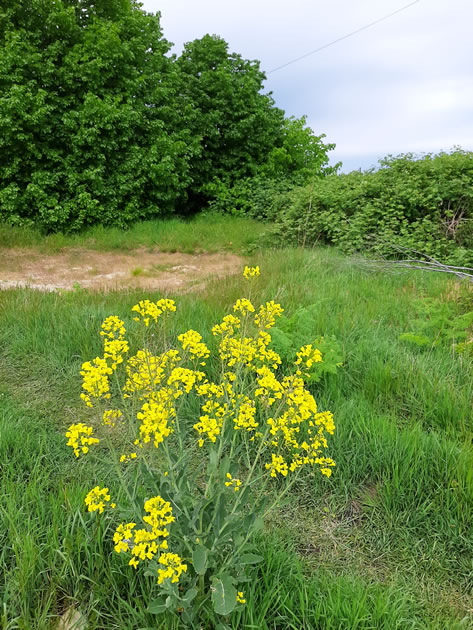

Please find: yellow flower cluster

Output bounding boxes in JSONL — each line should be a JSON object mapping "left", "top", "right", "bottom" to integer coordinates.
{"left": 243, "top": 265, "right": 260, "bottom": 279}
{"left": 120, "top": 452, "right": 137, "bottom": 463}
{"left": 254, "top": 301, "right": 284, "bottom": 330}
{"left": 132, "top": 299, "right": 176, "bottom": 326}
{"left": 157, "top": 552, "right": 188, "bottom": 585}
{"left": 100, "top": 316, "right": 129, "bottom": 369}
{"left": 80, "top": 357, "right": 113, "bottom": 408}
{"left": 233, "top": 298, "right": 255, "bottom": 315}
{"left": 123, "top": 349, "right": 180, "bottom": 399}
{"left": 266, "top": 453, "right": 288, "bottom": 478}
{"left": 137, "top": 392, "right": 175, "bottom": 448}
{"left": 295, "top": 344, "right": 323, "bottom": 374}
{"left": 66, "top": 423, "right": 99, "bottom": 457}
{"left": 212, "top": 314, "right": 241, "bottom": 337}
{"left": 84, "top": 486, "right": 116, "bottom": 513}
{"left": 225, "top": 473, "right": 242, "bottom": 492}
{"left": 178, "top": 329, "right": 210, "bottom": 364}
{"left": 103, "top": 409, "right": 122, "bottom": 427}
{"left": 234, "top": 396, "right": 258, "bottom": 432}
{"left": 253, "top": 365, "right": 336, "bottom": 477}
{"left": 212, "top": 309, "right": 282, "bottom": 371}
{"left": 237, "top": 591, "right": 246, "bottom": 604}
{"left": 114, "top": 496, "right": 175, "bottom": 570}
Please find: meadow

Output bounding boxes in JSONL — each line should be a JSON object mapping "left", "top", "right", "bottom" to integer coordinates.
{"left": 1, "top": 217, "right": 472, "bottom": 629}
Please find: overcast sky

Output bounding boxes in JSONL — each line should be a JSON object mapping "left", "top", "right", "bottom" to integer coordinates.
{"left": 140, "top": 0, "right": 473, "bottom": 172}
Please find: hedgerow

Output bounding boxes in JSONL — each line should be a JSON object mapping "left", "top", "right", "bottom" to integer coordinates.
{"left": 269, "top": 150, "right": 473, "bottom": 265}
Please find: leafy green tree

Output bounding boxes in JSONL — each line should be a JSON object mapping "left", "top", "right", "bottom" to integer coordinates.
{"left": 0, "top": 0, "right": 195, "bottom": 231}
{"left": 175, "top": 34, "right": 285, "bottom": 206}
{"left": 263, "top": 115, "right": 338, "bottom": 182}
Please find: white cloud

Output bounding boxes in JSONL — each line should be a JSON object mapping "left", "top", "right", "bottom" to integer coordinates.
{"left": 141, "top": 0, "right": 473, "bottom": 169}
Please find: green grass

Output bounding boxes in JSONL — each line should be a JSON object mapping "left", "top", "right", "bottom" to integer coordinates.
{"left": 0, "top": 215, "right": 265, "bottom": 254}
{"left": 1, "top": 234, "right": 473, "bottom": 628}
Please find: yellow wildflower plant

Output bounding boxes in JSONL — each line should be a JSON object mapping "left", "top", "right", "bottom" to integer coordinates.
{"left": 236, "top": 591, "right": 246, "bottom": 604}
{"left": 66, "top": 423, "right": 99, "bottom": 457}
{"left": 80, "top": 357, "right": 113, "bottom": 407}
{"left": 233, "top": 298, "right": 255, "bottom": 315}
{"left": 132, "top": 298, "right": 176, "bottom": 326}
{"left": 113, "top": 496, "right": 174, "bottom": 570}
{"left": 254, "top": 300, "right": 284, "bottom": 330}
{"left": 119, "top": 452, "right": 137, "bottom": 463}
{"left": 178, "top": 329, "right": 210, "bottom": 364}
{"left": 84, "top": 486, "right": 116, "bottom": 513}
{"left": 295, "top": 344, "right": 322, "bottom": 368}
{"left": 157, "top": 553, "right": 188, "bottom": 584}
{"left": 100, "top": 316, "right": 129, "bottom": 369}
{"left": 243, "top": 265, "right": 260, "bottom": 279}
{"left": 70, "top": 266, "right": 336, "bottom": 620}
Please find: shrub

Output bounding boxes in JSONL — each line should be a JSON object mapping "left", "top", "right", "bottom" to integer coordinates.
{"left": 269, "top": 150, "right": 473, "bottom": 265}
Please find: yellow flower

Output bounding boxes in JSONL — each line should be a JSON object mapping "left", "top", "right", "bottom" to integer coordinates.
{"left": 123, "top": 349, "right": 181, "bottom": 399}
{"left": 80, "top": 357, "right": 113, "bottom": 407}
{"left": 265, "top": 453, "right": 288, "bottom": 478}
{"left": 100, "top": 316, "right": 129, "bottom": 369}
{"left": 212, "top": 314, "right": 241, "bottom": 337}
{"left": 295, "top": 344, "right": 323, "bottom": 374}
{"left": 178, "top": 329, "right": 210, "bottom": 362}
{"left": 65, "top": 423, "right": 99, "bottom": 457}
{"left": 157, "top": 553, "right": 187, "bottom": 584}
{"left": 233, "top": 298, "right": 255, "bottom": 315}
{"left": 243, "top": 265, "right": 260, "bottom": 279}
{"left": 224, "top": 472, "right": 242, "bottom": 492}
{"left": 237, "top": 591, "right": 246, "bottom": 604}
{"left": 120, "top": 452, "right": 137, "bottom": 463}
{"left": 254, "top": 301, "right": 284, "bottom": 330}
{"left": 114, "top": 496, "right": 175, "bottom": 568}
{"left": 132, "top": 299, "right": 176, "bottom": 326}
{"left": 84, "top": 486, "right": 115, "bottom": 514}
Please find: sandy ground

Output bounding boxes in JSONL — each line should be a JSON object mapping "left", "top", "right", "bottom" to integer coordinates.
{"left": 0, "top": 248, "right": 242, "bottom": 292}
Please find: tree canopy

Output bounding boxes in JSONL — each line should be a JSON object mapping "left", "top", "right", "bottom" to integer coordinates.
{"left": 0, "top": 0, "right": 335, "bottom": 231}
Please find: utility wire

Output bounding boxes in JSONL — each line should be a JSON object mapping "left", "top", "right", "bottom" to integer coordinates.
{"left": 267, "top": 0, "right": 420, "bottom": 74}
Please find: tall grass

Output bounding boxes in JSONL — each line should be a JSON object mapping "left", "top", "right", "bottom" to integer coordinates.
{"left": 1, "top": 243, "right": 472, "bottom": 628}
{"left": 0, "top": 215, "right": 265, "bottom": 254}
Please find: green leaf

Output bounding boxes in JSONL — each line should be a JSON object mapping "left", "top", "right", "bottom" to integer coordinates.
{"left": 147, "top": 598, "right": 166, "bottom": 614}
{"left": 181, "top": 587, "right": 198, "bottom": 608}
{"left": 192, "top": 545, "right": 208, "bottom": 575}
{"left": 211, "top": 573, "right": 237, "bottom": 616}
{"left": 239, "top": 553, "right": 264, "bottom": 565}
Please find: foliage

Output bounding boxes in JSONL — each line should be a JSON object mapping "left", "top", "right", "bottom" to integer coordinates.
{"left": 207, "top": 175, "right": 296, "bottom": 220}
{"left": 0, "top": 6, "right": 336, "bottom": 231}
{"left": 269, "top": 304, "right": 343, "bottom": 383}
{"left": 207, "top": 117, "right": 338, "bottom": 218}
{"left": 67, "top": 267, "right": 335, "bottom": 625}
{"left": 175, "top": 35, "right": 284, "bottom": 208}
{"left": 400, "top": 290, "right": 473, "bottom": 355}
{"left": 0, "top": 0, "right": 197, "bottom": 232}
{"left": 269, "top": 149, "right": 473, "bottom": 265}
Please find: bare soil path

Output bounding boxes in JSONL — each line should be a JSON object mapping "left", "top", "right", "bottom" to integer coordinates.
{"left": 0, "top": 248, "right": 242, "bottom": 292}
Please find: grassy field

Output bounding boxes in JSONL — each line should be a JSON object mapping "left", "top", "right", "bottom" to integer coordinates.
{"left": 1, "top": 220, "right": 472, "bottom": 629}
{"left": 0, "top": 215, "right": 265, "bottom": 254}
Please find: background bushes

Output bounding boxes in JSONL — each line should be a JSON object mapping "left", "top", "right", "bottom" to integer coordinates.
{"left": 269, "top": 150, "right": 473, "bottom": 265}
{"left": 0, "top": 1, "right": 334, "bottom": 232}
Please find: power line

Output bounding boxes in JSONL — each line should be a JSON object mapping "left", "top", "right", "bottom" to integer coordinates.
{"left": 267, "top": 0, "right": 421, "bottom": 74}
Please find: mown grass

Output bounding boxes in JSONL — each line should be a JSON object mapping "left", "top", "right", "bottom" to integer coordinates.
{"left": 0, "top": 214, "right": 265, "bottom": 254}
{"left": 1, "top": 234, "right": 472, "bottom": 629}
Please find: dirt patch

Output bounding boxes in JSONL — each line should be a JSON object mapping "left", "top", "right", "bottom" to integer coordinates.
{"left": 0, "top": 248, "right": 243, "bottom": 292}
